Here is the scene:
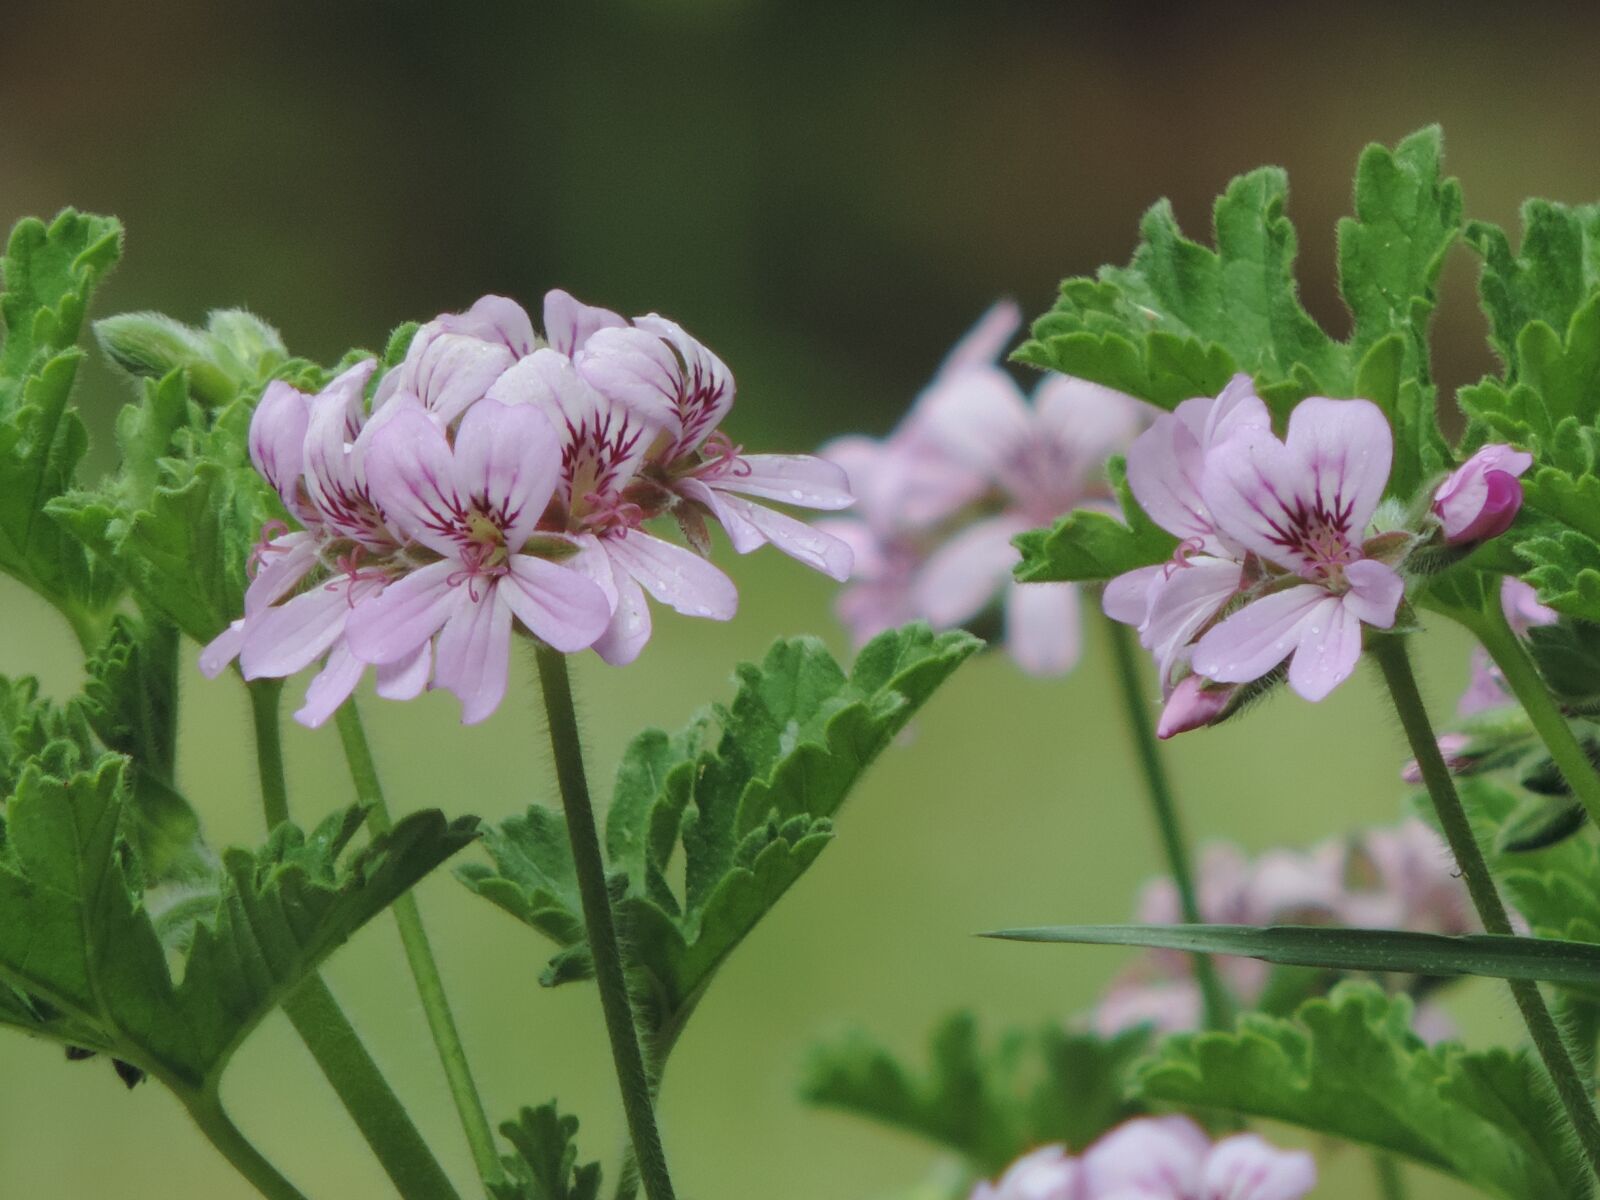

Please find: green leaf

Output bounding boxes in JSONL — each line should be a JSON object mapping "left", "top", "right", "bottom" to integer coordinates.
{"left": 0, "top": 752, "right": 476, "bottom": 1094}
{"left": 985, "top": 922, "right": 1600, "bottom": 989}
{"left": 459, "top": 624, "right": 980, "bottom": 1052}
{"left": 0, "top": 211, "right": 125, "bottom": 632}
{"left": 48, "top": 371, "right": 279, "bottom": 643}
{"left": 1012, "top": 456, "right": 1175, "bottom": 584}
{"left": 1467, "top": 201, "right": 1600, "bottom": 376}
{"left": 1016, "top": 128, "right": 1459, "bottom": 446}
{"left": 800, "top": 1012, "right": 1149, "bottom": 1173}
{"left": 1137, "top": 982, "right": 1590, "bottom": 1200}
{"left": 490, "top": 1103, "right": 602, "bottom": 1200}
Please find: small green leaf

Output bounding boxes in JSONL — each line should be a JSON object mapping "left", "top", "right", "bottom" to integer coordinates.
{"left": 1013, "top": 456, "right": 1175, "bottom": 584}
{"left": 491, "top": 1102, "right": 602, "bottom": 1200}
{"left": 459, "top": 624, "right": 980, "bottom": 1053}
{"left": 985, "top": 923, "right": 1600, "bottom": 989}
{"left": 1137, "top": 983, "right": 1589, "bottom": 1200}
{"left": 800, "top": 1013, "right": 1149, "bottom": 1173}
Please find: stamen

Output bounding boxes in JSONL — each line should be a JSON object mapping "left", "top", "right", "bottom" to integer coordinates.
{"left": 246, "top": 520, "right": 294, "bottom": 577}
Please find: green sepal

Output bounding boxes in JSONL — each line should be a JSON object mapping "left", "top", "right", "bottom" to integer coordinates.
{"left": 800, "top": 1012, "right": 1150, "bottom": 1174}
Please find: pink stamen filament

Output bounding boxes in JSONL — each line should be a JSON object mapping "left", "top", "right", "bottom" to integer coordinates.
{"left": 246, "top": 520, "right": 294, "bottom": 577}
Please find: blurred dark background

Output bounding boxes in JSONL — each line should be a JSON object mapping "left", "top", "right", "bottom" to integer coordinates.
{"left": 3, "top": 3, "right": 1598, "bottom": 1197}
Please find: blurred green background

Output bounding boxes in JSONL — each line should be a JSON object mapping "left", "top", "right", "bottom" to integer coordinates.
{"left": 3, "top": 1, "right": 1598, "bottom": 1196}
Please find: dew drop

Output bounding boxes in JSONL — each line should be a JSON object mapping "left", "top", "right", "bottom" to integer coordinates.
{"left": 789, "top": 488, "right": 805, "bottom": 500}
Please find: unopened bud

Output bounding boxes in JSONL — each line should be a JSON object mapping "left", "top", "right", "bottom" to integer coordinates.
{"left": 1432, "top": 445, "right": 1531, "bottom": 545}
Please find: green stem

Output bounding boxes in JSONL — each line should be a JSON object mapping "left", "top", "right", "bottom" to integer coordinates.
{"left": 246, "top": 681, "right": 462, "bottom": 1200}
{"left": 1371, "top": 1152, "right": 1407, "bottom": 1200}
{"left": 184, "top": 1090, "right": 312, "bottom": 1200}
{"left": 1461, "top": 599, "right": 1600, "bottom": 830}
{"left": 1100, "top": 613, "right": 1233, "bottom": 1031}
{"left": 1370, "top": 634, "right": 1600, "bottom": 1178}
{"left": 533, "top": 643, "right": 677, "bottom": 1200}
{"left": 334, "top": 702, "right": 505, "bottom": 1189}
{"left": 280, "top": 977, "right": 462, "bottom": 1200}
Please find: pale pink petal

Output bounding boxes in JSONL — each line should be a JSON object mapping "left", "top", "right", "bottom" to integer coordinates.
{"left": 678, "top": 477, "right": 764, "bottom": 553}
{"left": 1126, "top": 407, "right": 1213, "bottom": 541}
{"left": 593, "top": 570, "right": 652, "bottom": 666}
{"left": 972, "top": 1144, "right": 1078, "bottom": 1200}
{"left": 1157, "top": 675, "right": 1235, "bottom": 739}
{"left": 1201, "top": 1134, "right": 1316, "bottom": 1200}
{"left": 912, "top": 366, "right": 1032, "bottom": 483}
{"left": 1342, "top": 558, "right": 1403, "bottom": 628}
{"left": 1004, "top": 580, "right": 1080, "bottom": 675}
{"left": 437, "top": 294, "right": 538, "bottom": 357}
{"left": 1143, "top": 556, "right": 1244, "bottom": 679}
{"left": 499, "top": 556, "right": 612, "bottom": 651}
{"left": 244, "top": 531, "right": 320, "bottom": 615}
{"left": 345, "top": 560, "right": 457, "bottom": 664}
{"left": 542, "top": 288, "right": 627, "bottom": 357}
{"left": 363, "top": 408, "right": 465, "bottom": 558}
{"left": 432, "top": 587, "right": 514, "bottom": 724}
{"left": 1092, "top": 980, "right": 1202, "bottom": 1036}
{"left": 573, "top": 325, "right": 685, "bottom": 432}
{"left": 1502, "top": 577, "right": 1557, "bottom": 635}
{"left": 302, "top": 360, "right": 381, "bottom": 539}
{"left": 249, "top": 381, "right": 313, "bottom": 516}
{"left": 813, "top": 518, "right": 886, "bottom": 580}
{"left": 1032, "top": 374, "right": 1146, "bottom": 482}
{"left": 1285, "top": 595, "right": 1361, "bottom": 702}
{"left": 1191, "top": 585, "right": 1326, "bottom": 684}
{"left": 704, "top": 491, "right": 854, "bottom": 579}
{"left": 294, "top": 641, "right": 366, "bottom": 728}
{"left": 630, "top": 314, "right": 735, "bottom": 454}
{"left": 1283, "top": 396, "right": 1393, "bottom": 534}
{"left": 1080, "top": 1115, "right": 1209, "bottom": 1195}
{"left": 913, "top": 515, "right": 1027, "bottom": 627}
{"left": 451, "top": 398, "right": 562, "bottom": 547}
{"left": 1199, "top": 373, "right": 1272, "bottom": 446}
{"left": 399, "top": 323, "right": 516, "bottom": 426}
{"left": 712, "top": 454, "right": 853, "bottom": 511}
{"left": 199, "top": 619, "right": 245, "bottom": 678}
{"left": 375, "top": 643, "right": 431, "bottom": 700}
{"left": 1433, "top": 445, "right": 1533, "bottom": 540}
{"left": 562, "top": 533, "right": 622, "bottom": 612}
{"left": 239, "top": 585, "right": 351, "bottom": 680}
{"left": 1199, "top": 426, "right": 1317, "bottom": 573}
{"left": 604, "top": 530, "right": 738, "bottom": 619}
{"left": 933, "top": 298, "right": 1020, "bottom": 380}
{"left": 1103, "top": 564, "right": 1164, "bottom": 627}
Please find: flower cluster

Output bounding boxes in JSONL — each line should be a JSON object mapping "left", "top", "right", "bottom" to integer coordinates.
{"left": 1101, "top": 375, "right": 1532, "bottom": 734}
{"left": 818, "top": 302, "right": 1148, "bottom": 675}
{"left": 203, "top": 292, "right": 853, "bottom": 725}
{"left": 972, "top": 1116, "right": 1314, "bottom": 1200}
{"left": 1092, "top": 819, "right": 1472, "bottom": 1038}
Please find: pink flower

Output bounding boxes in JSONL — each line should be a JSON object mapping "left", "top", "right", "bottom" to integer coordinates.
{"left": 570, "top": 304, "right": 856, "bottom": 580}
{"left": 972, "top": 1118, "right": 1315, "bottom": 1200}
{"left": 1155, "top": 676, "right": 1235, "bottom": 739}
{"left": 376, "top": 294, "right": 538, "bottom": 426}
{"left": 1502, "top": 576, "right": 1556, "bottom": 636}
{"left": 343, "top": 399, "right": 611, "bottom": 722}
{"left": 1189, "top": 398, "right": 1402, "bottom": 701}
{"left": 1455, "top": 579, "right": 1556, "bottom": 717}
{"left": 1431, "top": 444, "right": 1531, "bottom": 545}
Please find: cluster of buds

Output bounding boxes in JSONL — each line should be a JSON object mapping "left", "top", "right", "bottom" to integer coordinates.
{"left": 1101, "top": 376, "right": 1533, "bottom": 735}
{"left": 817, "top": 302, "right": 1148, "bottom": 675}
{"left": 1092, "top": 819, "right": 1473, "bottom": 1038}
{"left": 972, "top": 1115, "right": 1314, "bottom": 1200}
{"left": 203, "top": 292, "right": 854, "bottom": 725}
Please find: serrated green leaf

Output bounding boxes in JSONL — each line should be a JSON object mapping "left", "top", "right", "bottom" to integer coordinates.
{"left": 985, "top": 922, "right": 1600, "bottom": 989}
{"left": 1013, "top": 456, "right": 1175, "bottom": 584}
{"left": 490, "top": 1103, "right": 602, "bottom": 1200}
{"left": 459, "top": 624, "right": 980, "bottom": 1054}
{"left": 0, "top": 752, "right": 476, "bottom": 1094}
{"left": 1137, "top": 982, "right": 1589, "bottom": 1200}
{"left": 1467, "top": 201, "right": 1600, "bottom": 376}
{"left": 801, "top": 1012, "right": 1149, "bottom": 1173}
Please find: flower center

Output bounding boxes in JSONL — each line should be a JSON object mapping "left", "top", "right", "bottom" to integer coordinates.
{"left": 1286, "top": 506, "right": 1358, "bottom": 585}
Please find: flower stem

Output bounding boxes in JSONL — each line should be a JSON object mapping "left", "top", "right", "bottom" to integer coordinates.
{"left": 1100, "top": 613, "right": 1232, "bottom": 1031}
{"left": 246, "top": 681, "right": 463, "bottom": 1200}
{"left": 183, "top": 1089, "right": 311, "bottom": 1200}
{"left": 1371, "top": 1152, "right": 1407, "bottom": 1200}
{"left": 1460, "top": 598, "right": 1600, "bottom": 830}
{"left": 533, "top": 642, "right": 678, "bottom": 1200}
{"left": 1369, "top": 634, "right": 1600, "bottom": 1178}
{"left": 334, "top": 702, "right": 505, "bottom": 1189}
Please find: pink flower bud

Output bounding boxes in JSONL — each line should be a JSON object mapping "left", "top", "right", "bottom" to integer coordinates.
{"left": 1156, "top": 675, "right": 1234, "bottom": 739}
{"left": 1432, "top": 445, "right": 1532, "bottom": 544}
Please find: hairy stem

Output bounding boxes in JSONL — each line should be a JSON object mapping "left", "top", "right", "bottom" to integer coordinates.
{"left": 1372, "top": 1152, "right": 1407, "bottom": 1200}
{"left": 1101, "top": 614, "right": 1232, "bottom": 1031}
{"left": 246, "top": 681, "right": 462, "bottom": 1200}
{"left": 534, "top": 643, "right": 677, "bottom": 1200}
{"left": 1461, "top": 599, "right": 1600, "bottom": 830}
{"left": 334, "top": 702, "right": 505, "bottom": 1189}
{"left": 1370, "top": 635, "right": 1600, "bottom": 1178}
{"left": 184, "top": 1090, "right": 311, "bottom": 1200}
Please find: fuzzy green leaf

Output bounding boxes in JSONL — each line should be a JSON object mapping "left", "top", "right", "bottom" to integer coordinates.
{"left": 801, "top": 1012, "right": 1149, "bottom": 1174}
{"left": 490, "top": 1103, "right": 602, "bottom": 1200}
{"left": 1137, "top": 983, "right": 1589, "bottom": 1200}
{"left": 1467, "top": 202, "right": 1600, "bottom": 376}
{"left": 458, "top": 624, "right": 980, "bottom": 1051}
{"left": 0, "top": 751, "right": 476, "bottom": 1093}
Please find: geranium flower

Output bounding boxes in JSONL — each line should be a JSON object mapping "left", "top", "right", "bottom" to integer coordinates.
{"left": 1431, "top": 444, "right": 1531, "bottom": 545}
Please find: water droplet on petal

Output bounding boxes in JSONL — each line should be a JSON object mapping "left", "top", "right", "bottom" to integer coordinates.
{"left": 789, "top": 488, "right": 805, "bottom": 500}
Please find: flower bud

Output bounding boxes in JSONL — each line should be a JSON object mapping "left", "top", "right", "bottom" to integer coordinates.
{"left": 205, "top": 309, "right": 287, "bottom": 383}
{"left": 1432, "top": 445, "right": 1532, "bottom": 545}
{"left": 1156, "top": 675, "right": 1235, "bottom": 739}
